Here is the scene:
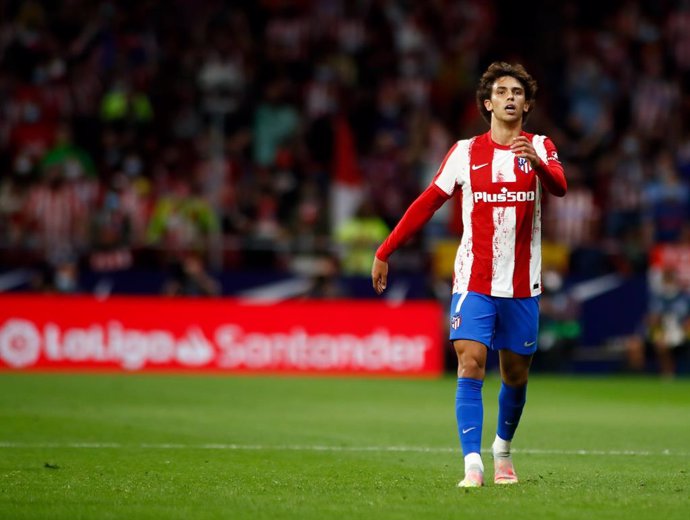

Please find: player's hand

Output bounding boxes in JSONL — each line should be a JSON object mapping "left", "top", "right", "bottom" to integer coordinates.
{"left": 371, "top": 256, "right": 388, "bottom": 295}
{"left": 511, "top": 136, "right": 541, "bottom": 168}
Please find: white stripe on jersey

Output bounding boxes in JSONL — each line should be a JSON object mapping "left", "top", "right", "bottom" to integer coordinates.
{"left": 490, "top": 148, "right": 518, "bottom": 295}
{"left": 491, "top": 148, "right": 516, "bottom": 183}
{"left": 492, "top": 205, "right": 517, "bottom": 294}
{"left": 434, "top": 139, "right": 471, "bottom": 196}
{"left": 454, "top": 140, "right": 475, "bottom": 294}
{"left": 455, "top": 186, "right": 475, "bottom": 295}
{"left": 530, "top": 136, "right": 549, "bottom": 295}
{"left": 532, "top": 135, "right": 548, "bottom": 162}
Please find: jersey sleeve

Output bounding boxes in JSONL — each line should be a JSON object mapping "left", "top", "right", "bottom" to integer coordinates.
{"left": 375, "top": 183, "right": 450, "bottom": 261}
{"left": 432, "top": 141, "right": 466, "bottom": 196}
{"left": 533, "top": 136, "right": 567, "bottom": 197}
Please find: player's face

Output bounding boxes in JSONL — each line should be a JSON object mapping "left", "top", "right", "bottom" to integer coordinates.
{"left": 484, "top": 76, "right": 530, "bottom": 123}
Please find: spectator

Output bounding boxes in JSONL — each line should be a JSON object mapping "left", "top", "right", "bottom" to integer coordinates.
{"left": 162, "top": 251, "right": 220, "bottom": 297}
{"left": 627, "top": 268, "right": 690, "bottom": 377}
{"left": 641, "top": 149, "right": 690, "bottom": 245}
{"left": 39, "top": 122, "right": 96, "bottom": 180}
{"left": 146, "top": 177, "right": 219, "bottom": 260}
{"left": 334, "top": 198, "right": 390, "bottom": 276}
{"left": 252, "top": 78, "right": 300, "bottom": 168}
{"left": 21, "top": 163, "right": 88, "bottom": 261}
{"left": 89, "top": 171, "right": 149, "bottom": 272}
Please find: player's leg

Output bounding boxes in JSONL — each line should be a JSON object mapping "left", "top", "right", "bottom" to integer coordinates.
{"left": 493, "top": 349, "right": 532, "bottom": 483}
{"left": 652, "top": 339, "right": 676, "bottom": 377}
{"left": 454, "top": 339, "right": 488, "bottom": 487}
{"left": 497, "top": 349, "right": 532, "bottom": 442}
{"left": 448, "top": 292, "right": 495, "bottom": 488}
{"left": 492, "top": 296, "right": 539, "bottom": 484}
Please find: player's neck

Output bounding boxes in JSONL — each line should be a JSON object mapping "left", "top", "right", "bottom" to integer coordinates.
{"left": 490, "top": 120, "right": 523, "bottom": 146}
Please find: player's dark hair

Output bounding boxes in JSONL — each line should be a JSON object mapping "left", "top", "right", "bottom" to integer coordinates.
{"left": 476, "top": 62, "right": 538, "bottom": 124}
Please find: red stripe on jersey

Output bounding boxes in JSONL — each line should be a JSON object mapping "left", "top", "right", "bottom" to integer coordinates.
{"left": 512, "top": 174, "right": 537, "bottom": 296}
{"left": 467, "top": 136, "right": 494, "bottom": 295}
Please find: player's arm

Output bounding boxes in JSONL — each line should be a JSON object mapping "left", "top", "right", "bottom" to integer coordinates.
{"left": 372, "top": 183, "right": 449, "bottom": 294}
{"left": 511, "top": 136, "right": 567, "bottom": 197}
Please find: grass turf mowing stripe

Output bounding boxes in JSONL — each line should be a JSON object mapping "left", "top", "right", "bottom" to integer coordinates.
{"left": 1, "top": 441, "right": 688, "bottom": 457}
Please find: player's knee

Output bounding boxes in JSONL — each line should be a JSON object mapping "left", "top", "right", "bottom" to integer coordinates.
{"left": 457, "top": 355, "right": 486, "bottom": 378}
{"left": 502, "top": 369, "right": 529, "bottom": 387}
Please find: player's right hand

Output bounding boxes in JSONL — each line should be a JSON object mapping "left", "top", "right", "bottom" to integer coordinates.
{"left": 371, "top": 256, "right": 388, "bottom": 295}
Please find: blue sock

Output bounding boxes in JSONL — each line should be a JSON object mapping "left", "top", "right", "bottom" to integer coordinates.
{"left": 455, "top": 378, "right": 483, "bottom": 456}
{"left": 496, "top": 382, "right": 527, "bottom": 441}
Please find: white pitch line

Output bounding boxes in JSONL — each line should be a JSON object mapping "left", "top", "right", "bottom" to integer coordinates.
{"left": 0, "top": 442, "right": 687, "bottom": 457}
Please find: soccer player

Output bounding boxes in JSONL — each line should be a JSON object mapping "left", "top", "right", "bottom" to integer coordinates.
{"left": 371, "top": 62, "right": 567, "bottom": 487}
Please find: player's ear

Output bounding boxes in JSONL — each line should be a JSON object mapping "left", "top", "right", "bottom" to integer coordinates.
{"left": 523, "top": 102, "right": 530, "bottom": 113}
{"left": 483, "top": 99, "right": 493, "bottom": 112}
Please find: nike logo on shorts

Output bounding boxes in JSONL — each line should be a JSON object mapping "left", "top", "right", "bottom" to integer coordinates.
{"left": 471, "top": 162, "right": 489, "bottom": 171}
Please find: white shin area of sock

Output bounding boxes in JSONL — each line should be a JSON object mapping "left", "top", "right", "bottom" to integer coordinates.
{"left": 493, "top": 435, "right": 511, "bottom": 458}
{"left": 464, "top": 452, "right": 484, "bottom": 472}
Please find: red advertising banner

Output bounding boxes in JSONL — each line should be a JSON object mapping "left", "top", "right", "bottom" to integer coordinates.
{"left": 0, "top": 295, "right": 444, "bottom": 376}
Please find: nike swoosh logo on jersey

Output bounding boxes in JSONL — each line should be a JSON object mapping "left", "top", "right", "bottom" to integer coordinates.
{"left": 524, "top": 340, "right": 536, "bottom": 347}
{"left": 471, "top": 162, "right": 489, "bottom": 171}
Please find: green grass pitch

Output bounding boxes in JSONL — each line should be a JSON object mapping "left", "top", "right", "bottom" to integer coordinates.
{"left": 1, "top": 372, "right": 688, "bottom": 519}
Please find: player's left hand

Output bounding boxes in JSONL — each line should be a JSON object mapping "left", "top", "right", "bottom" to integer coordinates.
{"left": 511, "top": 136, "right": 541, "bottom": 168}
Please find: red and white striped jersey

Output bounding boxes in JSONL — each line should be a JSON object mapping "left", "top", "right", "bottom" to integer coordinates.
{"left": 434, "top": 131, "right": 562, "bottom": 298}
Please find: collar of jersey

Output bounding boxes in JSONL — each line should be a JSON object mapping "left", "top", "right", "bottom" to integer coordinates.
{"left": 486, "top": 130, "right": 528, "bottom": 150}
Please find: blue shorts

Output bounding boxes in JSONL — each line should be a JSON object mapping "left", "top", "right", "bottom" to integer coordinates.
{"left": 449, "top": 292, "right": 540, "bottom": 355}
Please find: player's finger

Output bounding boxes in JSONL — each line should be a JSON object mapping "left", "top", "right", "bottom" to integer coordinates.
{"left": 513, "top": 147, "right": 527, "bottom": 157}
{"left": 512, "top": 144, "right": 534, "bottom": 158}
{"left": 379, "top": 273, "right": 387, "bottom": 293}
{"left": 511, "top": 139, "right": 533, "bottom": 152}
{"left": 372, "top": 272, "right": 386, "bottom": 294}
{"left": 372, "top": 274, "right": 378, "bottom": 292}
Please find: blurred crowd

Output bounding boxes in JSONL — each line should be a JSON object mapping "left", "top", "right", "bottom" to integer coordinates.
{"left": 1, "top": 0, "right": 690, "bottom": 299}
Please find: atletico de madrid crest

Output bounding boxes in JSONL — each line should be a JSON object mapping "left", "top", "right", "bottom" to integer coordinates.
{"left": 517, "top": 157, "right": 532, "bottom": 173}
{"left": 451, "top": 315, "right": 462, "bottom": 330}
